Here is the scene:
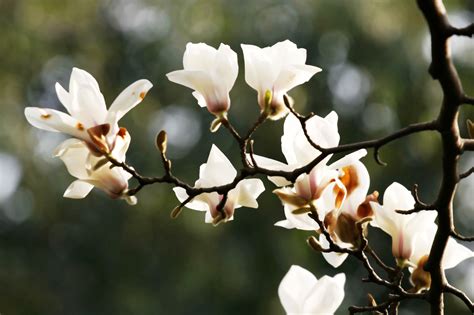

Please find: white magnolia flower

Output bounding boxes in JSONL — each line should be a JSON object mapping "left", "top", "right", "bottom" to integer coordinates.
{"left": 409, "top": 222, "right": 473, "bottom": 291}
{"left": 252, "top": 112, "right": 367, "bottom": 228}
{"left": 54, "top": 128, "right": 136, "bottom": 205}
{"left": 241, "top": 40, "right": 322, "bottom": 120}
{"left": 25, "top": 67, "right": 152, "bottom": 154}
{"left": 278, "top": 265, "right": 345, "bottom": 315}
{"left": 167, "top": 43, "right": 238, "bottom": 117}
{"left": 371, "top": 182, "right": 438, "bottom": 262}
{"left": 173, "top": 145, "right": 265, "bottom": 224}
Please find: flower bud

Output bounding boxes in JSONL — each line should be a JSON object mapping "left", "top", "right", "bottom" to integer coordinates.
{"left": 156, "top": 130, "right": 168, "bottom": 154}
{"left": 307, "top": 236, "right": 325, "bottom": 251}
{"left": 467, "top": 119, "right": 474, "bottom": 138}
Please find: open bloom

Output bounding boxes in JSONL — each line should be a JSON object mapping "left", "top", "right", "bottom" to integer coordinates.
{"left": 241, "top": 40, "right": 322, "bottom": 120}
{"left": 371, "top": 182, "right": 437, "bottom": 262}
{"left": 25, "top": 67, "right": 152, "bottom": 155}
{"left": 408, "top": 222, "right": 473, "bottom": 292}
{"left": 278, "top": 265, "right": 345, "bottom": 315}
{"left": 173, "top": 145, "right": 265, "bottom": 224}
{"left": 166, "top": 43, "right": 238, "bottom": 117}
{"left": 54, "top": 128, "right": 136, "bottom": 205}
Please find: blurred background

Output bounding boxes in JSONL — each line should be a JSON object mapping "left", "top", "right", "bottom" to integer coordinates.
{"left": 0, "top": 0, "right": 473, "bottom": 314}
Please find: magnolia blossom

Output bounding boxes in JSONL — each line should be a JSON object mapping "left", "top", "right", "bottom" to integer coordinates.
{"left": 371, "top": 182, "right": 438, "bottom": 262}
{"left": 167, "top": 43, "right": 238, "bottom": 117}
{"left": 252, "top": 112, "right": 367, "bottom": 229}
{"left": 173, "top": 145, "right": 264, "bottom": 224}
{"left": 241, "top": 40, "right": 322, "bottom": 120}
{"left": 278, "top": 265, "right": 345, "bottom": 315}
{"left": 54, "top": 128, "right": 136, "bottom": 205}
{"left": 408, "top": 222, "right": 473, "bottom": 291}
{"left": 25, "top": 67, "right": 152, "bottom": 154}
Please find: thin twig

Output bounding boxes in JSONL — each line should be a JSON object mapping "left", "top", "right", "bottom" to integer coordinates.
{"left": 444, "top": 284, "right": 474, "bottom": 312}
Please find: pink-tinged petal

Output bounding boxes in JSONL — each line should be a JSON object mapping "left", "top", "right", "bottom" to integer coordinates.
{"left": 278, "top": 265, "right": 318, "bottom": 314}
{"left": 25, "top": 107, "right": 87, "bottom": 140}
{"left": 63, "top": 180, "right": 94, "bottom": 199}
{"left": 55, "top": 82, "right": 72, "bottom": 113}
{"left": 303, "top": 273, "right": 345, "bottom": 314}
{"left": 106, "top": 79, "right": 153, "bottom": 126}
{"left": 274, "top": 64, "right": 322, "bottom": 93}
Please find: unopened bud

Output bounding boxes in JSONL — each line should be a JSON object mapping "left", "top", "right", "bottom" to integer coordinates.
{"left": 212, "top": 212, "right": 225, "bottom": 226}
{"left": 170, "top": 205, "right": 183, "bottom": 219}
{"left": 367, "top": 293, "right": 377, "bottom": 307}
{"left": 307, "top": 235, "right": 324, "bottom": 251}
{"left": 467, "top": 119, "right": 474, "bottom": 138}
{"left": 156, "top": 130, "right": 168, "bottom": 154}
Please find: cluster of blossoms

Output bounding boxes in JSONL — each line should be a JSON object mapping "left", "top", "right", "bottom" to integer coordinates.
{"left": 25, "top": 40, "right": 473, "bottom": 315}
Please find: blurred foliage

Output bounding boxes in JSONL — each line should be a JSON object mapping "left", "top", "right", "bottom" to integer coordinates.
{"left": 0, "top": 0, "right": 473, "bottom": 314}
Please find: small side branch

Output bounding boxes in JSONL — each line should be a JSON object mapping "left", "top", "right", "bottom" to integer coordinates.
{"left": 396, "top": 184, "right": 436, "bottom": 214}
{"left": 449, "top": 230, "right": 474, "bottom": 242}
{"left": 459, "top": 167, "right": 474, "bottom": 181}
{"left": 448, "top": 24, "right": 474, "bottom": 37}
{"left": 444, "top": 284, "right": 474, "bottom": 312}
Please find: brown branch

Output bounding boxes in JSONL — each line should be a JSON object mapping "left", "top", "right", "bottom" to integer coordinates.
{"left": 459, "top": 167, "right": 474, "bottom": 181}
{"left": 396, "top": 184, "right": 437, "bottom": 214}
{"left": 462, "top": 95, "right": 474, "bottom": 105}
{"left": 449, "top": 230, "right": 474, "bottom": 242}
{"left": 461, "top": 139, "right": 474, "bottom": 151}
{"left": 416, "top": 0, "right": 467, "bottom": 314}
{"left": 448, "top": 23, "right": 474, "bottom": 37}
{"left": 444, "top": 284, "right": 474, "bottom": 312}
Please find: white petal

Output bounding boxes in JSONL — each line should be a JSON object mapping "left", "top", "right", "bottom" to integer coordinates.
{"left": 172, "top": 187, "right": 209, "bottom": 212}
{"left": 63, "top": 180, "right": 94, "bottom": 199}
{"left": 198, "top": 145, "right": 237, "bottom": 186}
{"left": 54, "top": 139, "right": 91, "bottom": 179}
{"left": 68, "top": 68, "right": 108, "bottom": 125}
{"left": 192, "top": 91, "right": 207, "bottom": 108}
{"left": 320, "top": 235, "right": 349, "bottom": 268}
{"left": 444, "top": 238, "right": 474, "bottom": 269}
{"left": 274, "top": 64, "right": 322, "bottom": 93}
{"left": 241, "top": 44, "right": 277, "bottom": 93}
{"left": 106, "top": 79, "right": 153, "bottom": 126}
{"left": 329, "top": 149, "right": 367, "bottom": 170}
{"left": 167, "top": 70, "right": 215, "bottom": 98}
{"left": 233, "top": 178, "right": 265, "bottom": 208}
{"left": 55, "top": 82, "right": 72, "bottom": 113}
{"left": 383, "top": 182, "right": 415, "bottom": 213}
{"left": 250, "top": 154, "right": 292, "bottom": 186}
{"left": 183, "top": 42, "right": 218, "bottom": 71}
{"left": 24, "top": 107, "right": 87, "bottom": 140}
{"left": 278, "top": 265, "right": 318, "bottom": 314}
{"left": 274, "top": 219, "right": 295, "bottom": 229}
{"left": 303, "top": 273, "right": 345, "bottom": 314}
{"left": 213, "top": 43, "right": 238, "bottom": 92}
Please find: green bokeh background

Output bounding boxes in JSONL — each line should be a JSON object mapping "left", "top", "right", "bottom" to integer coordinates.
{"left": 0, "top": 0, "right": 473, "bottom": 314}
